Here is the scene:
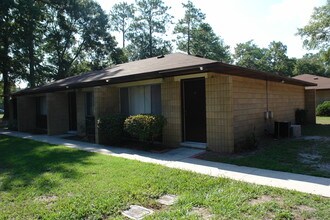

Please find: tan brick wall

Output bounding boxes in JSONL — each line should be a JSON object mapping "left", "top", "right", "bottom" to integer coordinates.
{"left": 161, "top": 77, "right": 182, "bottom": 147}
{"left": 268, "top": 81, "right": 305, "bottom": 122}
{"left": 233, "top": 76, "right": 305, "bottom": 144}
{"left": 316, "top": 89, "right": 330, "bottom": 106}
{"left": 233, "top": 76, "right": 266, "bottom": 144}
{"left": 305, "top": 89, "right": 316, "bottom": 124}
{"left": 94, "top": 86, "right": 120, "bottom": 117}
{"left": 47, "top": 92, "right": 69, "bottom": 135}
{"left": 17, "top": 96, "right": 36, "bottom": 132}
{"left": 94, "top": 86, "right": 120, "bottom": 144}
{"left": 206, "top": 74, "right": 234, "bottom": 153}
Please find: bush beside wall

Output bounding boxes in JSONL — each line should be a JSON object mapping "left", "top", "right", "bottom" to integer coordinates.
{"left": 97, "top": 114, "right": 126, "bottom": 145}
{"left": 124, "top": 114, "right": 167, "bottom": 143}
{"left": 316, "top": 101, "right": 330, "bottom": 116}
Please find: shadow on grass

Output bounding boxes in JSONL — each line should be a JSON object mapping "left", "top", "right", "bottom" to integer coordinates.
{"left": 302, "top": 124, "right": 330, "bottom": 137}
{"left": 0, "top": 135, "right": 92, "bottom": 193}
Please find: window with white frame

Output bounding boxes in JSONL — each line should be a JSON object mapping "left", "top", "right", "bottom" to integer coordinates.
{"left": 120, "top": 84, "right": 161, "bottom": 115}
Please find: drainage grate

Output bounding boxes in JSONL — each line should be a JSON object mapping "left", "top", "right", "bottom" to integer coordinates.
{"left": 122, "top": 205, "right": 154, "bottom": 220}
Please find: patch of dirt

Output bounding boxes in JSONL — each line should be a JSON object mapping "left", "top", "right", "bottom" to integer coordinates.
{"left": 249, "top": 195, "right": 283, "bottom": 205}
{"left": 35, "top": 195, "right": 58, "bottom": 203}
{"left": 148, "top": 202, "right": 164, "bottom": 211}
{"left": 296, "top": 205, "right": 316, "bottom": 213}
{"left": 298, "top": 152, "right": 322, "bottom": 164}
{"left": 302, "top": 136, "right": 330, "bottom": 141}
{"left": 315, "top": 163, "right": 330, "bottom": 172}
{"left": 292, "top": 205, "right": 316, "bottom": 220}
{"left": 190, "top": 207, "right": 214, "bottom": 220}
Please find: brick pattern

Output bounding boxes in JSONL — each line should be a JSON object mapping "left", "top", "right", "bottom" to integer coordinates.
{"left": 94, "top": 86, "right": 120, "bottom": 117}
{"left": 268, "top": 81, "right": 304, "bottom": 121}
{"left": 316, "top": 90, "right": 330, "bottom": 106}
{"left": 17, "top": 96, "right": 36, "bottom": 132}
{"left": 47, "top": 92, "right": 69, "bottom": 135}
{"left": 94, "top": 86, "right": 120, "bottom": 143}
{"left": 233, "top": 76, "right": 305, "bottom": 143}
{"left": 305, "top": 89, "right": 316, "bottom": 124}
{"left": 161, "top": 77, "right": 182, "bottom": 147}
{"left": 206, "top": 74, "right": 234, "bottom": 153}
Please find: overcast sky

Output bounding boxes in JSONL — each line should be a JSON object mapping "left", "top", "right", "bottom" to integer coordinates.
{"left": 96, "top": 0, "right": 326, "bottom": 58}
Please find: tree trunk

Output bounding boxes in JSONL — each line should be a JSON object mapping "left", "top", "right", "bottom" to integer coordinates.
{"left": 123, "top": 30, "right": 125, "bottom": 48}
{"left": 187, "top": 17, "right": 191, "bottom": 55}
{"left": 2, "top": 37, "right": 10, "bottom": 120}
{"left": 122, "top": 18, "right": 125, "bottom": 48}
{"left": 28, "top": 37, "right": 36, "bottom": 87}
{"left": 149, "top": 22, "right": 152, "bottom": 57}
{"left": 26, "top": 12, "right": 36, "bottom": 87}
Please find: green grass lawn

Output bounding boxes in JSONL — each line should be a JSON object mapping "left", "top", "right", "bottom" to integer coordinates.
{"left": 316, "top": 116, "right": 330, "bottom": 125}
{"left": 0, "top": 135, "right": 329, "bottom": 219}
{"left": 302, "top": 120, "right": 330, "bottom": 137}
{"left": 199, "top": 123, "right": 330, "bottom": 178}
{"left": 199, "top": 138, "right": 330, "bottom": 178}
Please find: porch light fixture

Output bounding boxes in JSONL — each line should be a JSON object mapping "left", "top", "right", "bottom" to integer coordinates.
{"left": 66, "top": 86, "right": 69, "bottom": 89}
{"left": 200, "top": 66, "right": 204, "bottom": 71}
{"left": 105, "top": 79, "right": 110, "bottom": 82}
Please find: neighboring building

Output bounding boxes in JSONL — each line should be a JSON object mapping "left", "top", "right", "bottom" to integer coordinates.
{"left": 10, "top": 53, "right": 316, "bottom": 153}
{"left": 293, "top": 74, "right": 330, "bottom": 106}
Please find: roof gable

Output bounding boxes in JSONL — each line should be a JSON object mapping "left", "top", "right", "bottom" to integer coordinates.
{"left": 293, "top": 74, "right": 330, "bottom": 90}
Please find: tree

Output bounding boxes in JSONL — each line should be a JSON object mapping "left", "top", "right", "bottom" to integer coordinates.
{"left": 297, "top": 1, "right": 330, "bottom": 73}
{"left": 189, "top": 23, "right": 231, "bottom": 62}
{"left": 0, "top": 0, "right": 17, "bottom": 119}
{"left": 234, "top": 41, "right": 296, "bottom": 76}
{"left": 174, "top": 0, "right": 205, "bottom": 55}
{"left": 14, "top": 0, "right": 50, "bottom": 87}
{"left": 110, "top": 2, "right": 135, "bottom": 48}
{"left": 234, "top": 40, "right": 267, "bottom": 70}
{"left": 297, "top": 1, "right": 330, "bottom": 54}
{"left": 263, "top": 41, "right": 295, "bottom": 76}
{"left": 127, "top": 0, "right": 173, "bottom": 60}
{"left": 293, "top": 53, "right": 328, "bottom": 76}
{"left": 45, "top": 0, "right": 118, "bottom": 80}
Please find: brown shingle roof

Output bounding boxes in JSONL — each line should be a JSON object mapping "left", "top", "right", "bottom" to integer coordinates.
{"left": 14, "top": 53, "right": 315, "bottom": 96}
{"left": 293, "top": 74, "right": 330, "bottom": 90}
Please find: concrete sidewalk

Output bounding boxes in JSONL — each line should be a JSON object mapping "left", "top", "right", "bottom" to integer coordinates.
{"left": 1, "top": 131, "right": 330, "bottom": 197}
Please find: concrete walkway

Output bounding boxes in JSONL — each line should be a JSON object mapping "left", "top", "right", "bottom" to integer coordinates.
{"left": 1, "top": 131, "right": 330, "bottom": 198}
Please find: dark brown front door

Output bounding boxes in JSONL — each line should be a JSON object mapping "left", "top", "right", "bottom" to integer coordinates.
{"left": 68, "top": 92, "right": 77, "bottom": 131}
{"left": 182, "top": 78, "right": 206, "bottom": 142}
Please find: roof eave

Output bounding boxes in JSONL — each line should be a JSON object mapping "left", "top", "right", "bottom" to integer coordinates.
{"left": 12, "top": 61, "right": 316, "bottom": 97}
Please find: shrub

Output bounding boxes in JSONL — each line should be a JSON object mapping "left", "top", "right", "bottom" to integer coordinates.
{"left": 97, "top": 114, "right": 126, "bottom": 145}
{"left": 124, "top": 114, "right": 167, "bottom": 143}
{"left": 235, "top": 128, "right": 259, "bottom": 153}
{"left": 316, "top": 101, "right": 330, "bottom": 116}
{"left": 244, "top": 127, "right": 259, "bottom": 151}
{"left": 295, "top": 109, "right": 306, "bottom": 125}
